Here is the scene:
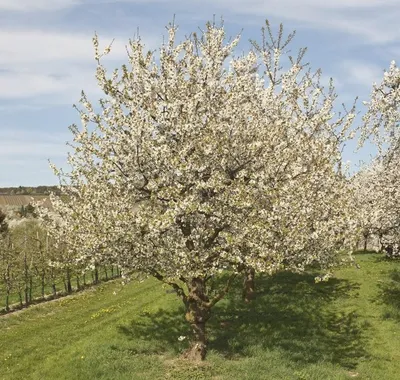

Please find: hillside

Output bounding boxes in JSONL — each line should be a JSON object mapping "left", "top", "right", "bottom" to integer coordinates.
{"left": 0, "top": 186, "right": 60, "bottom": 195}
{"left": 1, "top": 253, "right": 400, "bottom": 380}
{"left": 0, "top": 186, "right": 62, "bottom": 211}
{"left": 0, "top": 195, "right": 52, "bottom": 208}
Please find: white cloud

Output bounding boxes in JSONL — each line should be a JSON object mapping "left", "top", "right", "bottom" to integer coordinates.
{"left": 0, "top": 0, "right": 79, "bottom": 11}
{"left": 1, "top": 0, "right": 399, "bottom": 45}
{"left": 67, "top": 0, "right": 397, "bottom": 47}
{"left": 0, "top": 29, "right": 96, "bottom": 100}
{"left": 0, "top": 66, "right": 105, "bottom": 101}
{"left": 203, "top": 0, "right": 400, "bottom": 44}
{"left": 0, "top": 128, "right": 70, "bottom": 185}
{"left": 0, "top": 140, "right": 68, "bottom": 158}
{"left": 0, "top": 128, "right": 70, "bottom": 150}
{"left": 0, "top": 28, "right": 156, "bottom": 102}
{"left": 340, "top": 60, "right": 384, "bottom": 87}
{"left": 0, "top": 29, "right": 136, "bottom": 66}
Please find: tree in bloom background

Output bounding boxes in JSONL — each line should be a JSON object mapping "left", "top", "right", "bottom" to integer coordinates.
{"left": 355, "top": 61, "right": 400, "bottom": 258}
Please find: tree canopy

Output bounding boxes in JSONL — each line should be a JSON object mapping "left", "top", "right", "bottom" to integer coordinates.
{"left": 40, "top": 20, "right": 358, "bottom": 360}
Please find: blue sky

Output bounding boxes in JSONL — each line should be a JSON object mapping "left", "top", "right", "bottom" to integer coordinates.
{"left": 0, "top": 0, "right": 399, "bottom": 186}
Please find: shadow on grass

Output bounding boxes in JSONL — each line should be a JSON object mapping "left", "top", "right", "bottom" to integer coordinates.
{"left": 373, "top": 256, "right": 400, "bottom": 264}
{"left": 353, "top": 250, "right": 379, "bottom": 255}
{"left": 377, "top": 269, "right": 400, "bottom": 321}
{"left": 117, "top": 272, "right": 367, "bottom": 369}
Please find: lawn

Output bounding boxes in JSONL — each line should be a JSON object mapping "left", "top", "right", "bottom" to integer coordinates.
{"left": 1, "top": 252, "right": 400, "bottom": 379}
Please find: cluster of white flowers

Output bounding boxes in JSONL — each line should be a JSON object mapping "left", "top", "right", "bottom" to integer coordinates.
{"left": 356, "top": 61, "right": 400, "bottom": 257}
{"left": 361, "top": 60, "right": 400, "bottom": 153}
{"left": 40, "top": 22, "right": 357, "bottom": 282}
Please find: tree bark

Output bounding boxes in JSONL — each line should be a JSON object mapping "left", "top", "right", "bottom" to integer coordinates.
{"left": 24, "top": 286, "right": 29, "bottom": 306}
{"left": 5, "top": 263, "right": 11, "bottom": 311}
{"left": 29, "top": 276, "right": 33, "bottom": 303}
{"left": 243, "top": 267, "right": 256, "bottom": 303}
{"left": 5, "top": 292, "right": 9, "bottom": 312}
{"left": 152, "top": 271, "right": 235, "bottom": 361}
{"left": 24, "top": 250, "right": 29, "bottom": 306}
{"left": 66, "top": 268, "right": 72, "bottom": 293}
{"left": 363, "top": 232, "right": 368, "bottom": 252}
{"left": 378, "top": 233, "right": 384, "bottom": 252}
{"left": 183, "top": 278, "right": 211, "bottom": 361}
{"left": 18, "top": 292, "right": 23, "bottom": 307}
{"left": 94, "top": 265, "right": 99, "bottom": 284}
{"left": 41, "top": 273, "right": 45, "bottom": 299}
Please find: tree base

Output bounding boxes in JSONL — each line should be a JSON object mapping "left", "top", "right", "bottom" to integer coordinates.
{"left": 244, "top": 290, "right": 256, "bottom": 303}
{"left": 183, "top": 342, "right": 207, "bottom": 361}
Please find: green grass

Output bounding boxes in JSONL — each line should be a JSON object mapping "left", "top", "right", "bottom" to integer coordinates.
{"left": 1, "top": 252, "right": 400, "bottom": 379}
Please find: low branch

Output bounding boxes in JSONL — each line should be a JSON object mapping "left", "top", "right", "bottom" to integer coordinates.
{"left": 151, "top": 270, "right": 188, "bottom": 304}
{"left": 204, "top": 273, "right": 237, "bottom": 309}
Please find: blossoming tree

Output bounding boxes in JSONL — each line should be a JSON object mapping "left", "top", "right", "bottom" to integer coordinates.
{"left": 42, "top": 20, "right": 357, "bottom": 360}
{"left": 362, "top": 60, "right": 400, "bottom": 154}
{"left": 359, "top": 61, "right": 400, "bottom": 256}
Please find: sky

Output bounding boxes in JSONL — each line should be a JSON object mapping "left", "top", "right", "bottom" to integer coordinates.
{"left": 0, "top": 0, "right": 399, "bottom": 186}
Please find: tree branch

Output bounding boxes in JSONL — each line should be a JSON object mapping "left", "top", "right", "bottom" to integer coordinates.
{"left": 151, "top": 270, "right": 188, "bottom": 305}
{"left": 204, "top": 273, "right": 237, "bottom": 308}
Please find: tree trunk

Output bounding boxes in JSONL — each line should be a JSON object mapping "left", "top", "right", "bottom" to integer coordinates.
{"left": 183, "top": 278, "right": 211, "bottom": 361}
{"left": 29, "top": 276, "right": 33, "bottom": 303}
{"left": 92, "top": 265, "right": 99, "bottom": 284}
{"left": 24, "top": 286, "right": 29, "bottom": 306}
{"left": 94, "top": 266, "right": 99, "bottom": 284}
{"left": 24, "top": 251, "right": 29, "bottom": 306}
{"left": 18, "top": 292, "right": 23, "bottom": 308}
{"left": 5, "top": 292, "right": 9, "bottom": 312}
{"left": 5, "top": 263, "right": 11, "bottom": 311}
{"left": 363, "top": 232, "right": 368, "bottom": 252}
{"left": 52, "top": 283, "right": 57, "bottom": 299}
{"left": 378, "top": 233, "right": 384, "bottom": 252}
{"left": 76, "top": 276, "right": 80, "bottom": 291}
{"left": 66, "top": 268, "right": 72, "bottom": 293}
{"left": 243, "top": 267, "right": 256, "bottom": 303}
{"left": 104, "top": 266, "right": 108, "bottom": 280}
{"left": 41, "top": 273, "right": 46, "bottom": 299}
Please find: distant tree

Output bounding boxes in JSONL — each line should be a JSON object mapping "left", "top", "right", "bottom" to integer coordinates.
{"left": 360, "top": 61, "right": 400, "bottom": 257}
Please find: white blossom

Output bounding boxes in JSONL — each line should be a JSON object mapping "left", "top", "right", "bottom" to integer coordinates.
{"left": 37, "top": 20, "right": 358, "bottom": 360}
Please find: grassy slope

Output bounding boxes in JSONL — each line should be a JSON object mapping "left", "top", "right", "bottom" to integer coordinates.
{"left": 1, "top": 253, "right": 400, "bottom": 380}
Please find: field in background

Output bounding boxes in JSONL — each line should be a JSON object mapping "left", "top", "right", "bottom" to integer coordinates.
{"left": 1, "top": 252, "right": 400, "bottom": 380}
{"left": 0, "top": 195, "right": 52, "bottom": 208}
